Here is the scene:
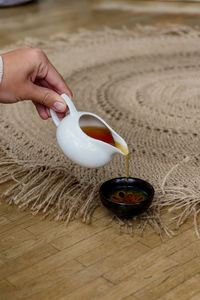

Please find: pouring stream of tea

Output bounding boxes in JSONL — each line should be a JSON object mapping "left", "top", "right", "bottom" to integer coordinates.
{"left": 115, "top": 141, "right": 129, "bottom": 178}
{"left": 81, "top": 126, "right": 129, "bottom": 177}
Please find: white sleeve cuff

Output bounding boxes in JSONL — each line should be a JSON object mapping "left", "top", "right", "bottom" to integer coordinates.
{"left": 0, "top": 56, "right": 3, "bottom": 85}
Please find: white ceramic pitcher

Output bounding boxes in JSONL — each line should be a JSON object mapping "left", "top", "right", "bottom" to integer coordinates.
{"left": 50, "top": 94, "right": 128, "bottom": 168}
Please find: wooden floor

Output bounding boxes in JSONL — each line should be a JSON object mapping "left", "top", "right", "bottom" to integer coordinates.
{"left": 1, "top": 1, "right": 200, "bottom": 299}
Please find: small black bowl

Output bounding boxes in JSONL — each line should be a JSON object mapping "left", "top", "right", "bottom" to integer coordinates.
{"left": 99, "top": 177, "right": 154, "bottom": 218}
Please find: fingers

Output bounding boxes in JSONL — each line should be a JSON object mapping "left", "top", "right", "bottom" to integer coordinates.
{"left": 30, "top": 49, "right": 73, "bottom": 98}
{"left": 34, "top": 103, "right": 49, "bottom": 120}
{"left": 44, "top": 60, "right": 73, "bottom": 98}
{"left": 45, "top": 106, "right": 66, "bottom": 119}
{"left": 29, "top": 49, "right": 72, "bottom": 119}
{"left": 28, "top": 83, "right": 68, "bottom": 113}
{"left": 35, "top": 78, "right": 52, "bottom": 90}
{"left": 32, "top": 76, "right": 71, "bottom": 119}
{"left": 34, "top": 102, "right": 66, "bottom": 120}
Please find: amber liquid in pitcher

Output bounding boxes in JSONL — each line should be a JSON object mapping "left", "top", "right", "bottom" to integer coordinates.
{"left": 81, "top": 126, "right": 129, "bottom": 178}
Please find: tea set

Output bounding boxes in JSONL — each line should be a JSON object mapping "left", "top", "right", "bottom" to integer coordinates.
{"left": 50, "top": 94, "right": 154, "bottom": 217}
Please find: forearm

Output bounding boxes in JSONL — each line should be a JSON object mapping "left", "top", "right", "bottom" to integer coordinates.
{"left": 0, "top": 56, "right": 3, "bottom": 85}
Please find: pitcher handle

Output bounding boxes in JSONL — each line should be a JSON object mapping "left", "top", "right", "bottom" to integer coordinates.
{"left": 50, "top": 93, "right": 77, "bottom": 127}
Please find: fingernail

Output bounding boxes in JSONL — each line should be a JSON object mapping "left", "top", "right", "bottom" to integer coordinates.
{"left": 53, "top": 102, "right": 66, "bottom": 112}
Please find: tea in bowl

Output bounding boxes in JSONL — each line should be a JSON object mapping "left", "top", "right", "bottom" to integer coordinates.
{"left": 99, "top": 177, "right": 154, "bottom": 218}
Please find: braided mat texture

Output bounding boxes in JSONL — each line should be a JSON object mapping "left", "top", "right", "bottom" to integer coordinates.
{"left": 0, "top": 26, "right": 200, "bottom": 236}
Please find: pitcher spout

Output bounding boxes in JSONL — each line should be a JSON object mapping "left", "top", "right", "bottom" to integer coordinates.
{"left": 79, "top": 113, "right": 129, "bottom": 156}
{"left": 109, "top": 129, "right": 129, "bottom": 156}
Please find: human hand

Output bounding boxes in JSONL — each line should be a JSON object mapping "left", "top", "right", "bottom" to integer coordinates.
{"left": 0, "top": 46, "right": 72, "bottom": 119}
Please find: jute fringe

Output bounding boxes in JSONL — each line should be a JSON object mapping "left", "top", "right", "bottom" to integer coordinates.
{"left": 158, "top": 157, "right": 200, "bottom": 238}
{"left": 1, "top": 152, "right": 198, "bottom": 238}
{"left": 0, "top": 152, "right": 100, "bottom": 225}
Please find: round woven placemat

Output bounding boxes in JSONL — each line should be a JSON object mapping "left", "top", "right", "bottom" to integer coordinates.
{"left": 0, "top": 26, "right": 200, "bottom": 236}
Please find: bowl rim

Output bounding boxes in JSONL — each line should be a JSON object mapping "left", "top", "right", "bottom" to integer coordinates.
{"left": 99, "top": 177, "right": 154, "bottom": 206}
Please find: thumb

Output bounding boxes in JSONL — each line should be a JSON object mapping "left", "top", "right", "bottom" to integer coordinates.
{"left": 27, "top": 83, "right": 67, "bottom": 113}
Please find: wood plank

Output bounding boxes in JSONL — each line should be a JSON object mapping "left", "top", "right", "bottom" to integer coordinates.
{"left": 50, "top": 218, "right": 113, "bottom": 250}
{"left": 137, "top": 231, "right": 163, "bottom": 248}
{"left": 94, "top": 257, "right": 178, "bottom": 300}
{"left": 0, "top": 228, "right": 36, "bottom": 252}
{"left": 190, "top": 292, "right": 200, "bottom": 300}
{"left": 0, "top": 0, "right": 200, "bottom": 49}
{"left": 0, "top": 243, "right": 58, "bottom": 278}
{"left": 6, "top": 242, "right": 85, "bottom": 288}
{"left": 6, "top": 259, "right": 84, "bottom": 299}
{"left": 77, "top": 238, "right": 149, "bottom": 267}
{"left": 123, "top": 296, "right": 139, "bottom": 300}
{"left": 0, "top": 214, "right": 41, "bottom": 235}
{"left": 2, "top": 226, "right": 126, "bottom": 281}
{"left": 0, "top": 238, "right": 41, "bottom": 261}
{"left": 0, "top": 279, "right": 16, "bottom": 300}
{"left": 0, "top": 202, "right": 29, "bottom": 221}
{"left": 27, "top": 221, "right": 80, "bottom": 245}
{"left": 168, "top": 240, "right": 200, "bottom": 264}
{"left": 26, "top": 218, "right": 69, "bottom": 235}
{"left": 104, "top": 228, "right": 197, "bottom": 284}
{"left": 134, "top": 257, "right": 200, "bottom": 300}
{"left": 161, "top": 273, "right": 200, "bottom": 300}
{"left": 59, "top": 277, "right": 113, "bottom": 300}
{"left": 0, "top": 216, "right": 11, "bottom": 226}
{"left": 48, "top": 226, "right": 132, "bottom": 263}
{"left": 13, "top": 241, "right": 150, "bottom": 299}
